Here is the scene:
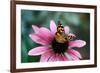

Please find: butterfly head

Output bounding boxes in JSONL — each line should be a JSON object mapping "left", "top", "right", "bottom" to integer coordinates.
{"left": 57, "top": 21, "right": 65, "bottom": 33}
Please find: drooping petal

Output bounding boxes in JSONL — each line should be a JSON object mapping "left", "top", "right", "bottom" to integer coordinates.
{"left": 69, "top": 40, "right": 86, "bottom": 48}
{"left": 32, "top": 25, "right": 40, "bottom": 33}
{"left": 50, "top": 20, "right": 57, "bottom": 36}
{"left": 67, "top": 49, "right": 82, "bottom": 59}
{"left": 48, "top": 54, "right": 57, "bottom": 62}
{"left": 61, "top": 55, "right": 68, "bottom": 61}
{"left": 64, "top": 53, "right": 73, "bottom": 60}
{"left": 29, "top": 34, "right": 48, "bottom": 45}
{"left": 28, "top": 46, "right": 50, "bottom": 56}
{"left": 54, "top": 54, "right": 61, "bottom": 61}
{"left": 56, "top": 54, "right": 67, "bottom": 61}
{"left": 64, "top": 26, "right": 70, "bottom": 34}
{"left": 40, "top": 50, "right": 53, "bottom": 62}
{"left": 69, "top": 53, "right": 80, "bottom": 60}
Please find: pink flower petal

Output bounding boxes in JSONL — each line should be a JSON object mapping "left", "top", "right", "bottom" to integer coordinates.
{"left": 64, "top": 26, "right": 70, "bottom": 34}
{"left": 40, "top": 50, "right": 53, "bottom": 62}
{"left": 67, "top": 49, "right": 82, "bottom": 59}
{"left": 40, "top": 27, "right": 53, "bottom": 39}
{"left": 40, "top": 27, "right": 51, "bottom": 35}
{"left": 54, "top": 54, "right": 61, "bottom": 61}
{"left": 32, "top": 25, "right": 40, "bottom": 33}
{"left": 69, "top": 40, "right": 86, "bottom": 48}
{"left": 48, "top": 54, "right": 57, "bottom": 62}
{"left": 61, "top": 55, "right": 68, "bottom": 61}
{"left": 56, "top": 54, "right": 67, "bottom": 61}
{"left": 28, "top": 46, "right": 50, "bottom": 56}
{"left": 29, "top": 34, "right": 48, "bottom": 45}
{"left": 50, "top": 20, "right": 57, "bottom": 36}
{"left": 69, "top": 53, "right": 80, "bottom": 60}
{"left": 64, "top": 53, "right": 73, "bottom": 60}
{"left": 37, "top": 27, "right": 53, "bottom": 43}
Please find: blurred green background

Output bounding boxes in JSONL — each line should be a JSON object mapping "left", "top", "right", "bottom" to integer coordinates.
{"left": 21, "top": 9, "right": 90, "bottom": 63}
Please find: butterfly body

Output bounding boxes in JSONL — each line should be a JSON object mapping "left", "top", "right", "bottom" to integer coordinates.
{"left": 55, "top": 21, "right": 75, "bottom": 43}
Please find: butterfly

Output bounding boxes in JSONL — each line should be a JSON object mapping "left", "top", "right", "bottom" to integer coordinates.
{"left": 55, "top": 21, "right": 75, "bottom": 43}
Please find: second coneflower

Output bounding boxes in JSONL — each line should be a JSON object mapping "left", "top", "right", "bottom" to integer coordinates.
{"left": 28, "top": 20, "right": 86, "bottom": 62}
